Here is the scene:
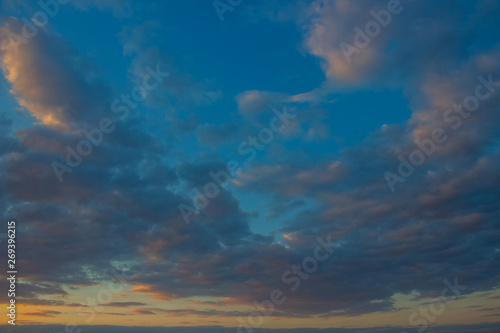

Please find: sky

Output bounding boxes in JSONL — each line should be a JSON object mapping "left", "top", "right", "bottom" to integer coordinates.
{"left": 0, "top": 0, "right": 499, "bottom": 332}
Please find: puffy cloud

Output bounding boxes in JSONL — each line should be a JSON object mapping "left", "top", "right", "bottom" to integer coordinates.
{"left": 302, "top": 0, "right": 500, "bottom": 86}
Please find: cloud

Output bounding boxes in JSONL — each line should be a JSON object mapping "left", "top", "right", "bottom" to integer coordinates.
{"left": 300, "top": 0, "right": 500, "bottom": 87}
{"left": 23, "top": 310, "right": 62, "bottom": 317}
{"left": 120, "top": 22, "right": 222, "bottom": 114}
{"left": 101, "top": 302, "right": 148, "bottom": 307}
{"left": 130, "top": 308, "right": 156, "bottom": 315}
{"left": 236, "top": 90, "right": 291, "bottom": 116}
{"left": 0, "top": 17, "right": 113, "bottom": 129}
